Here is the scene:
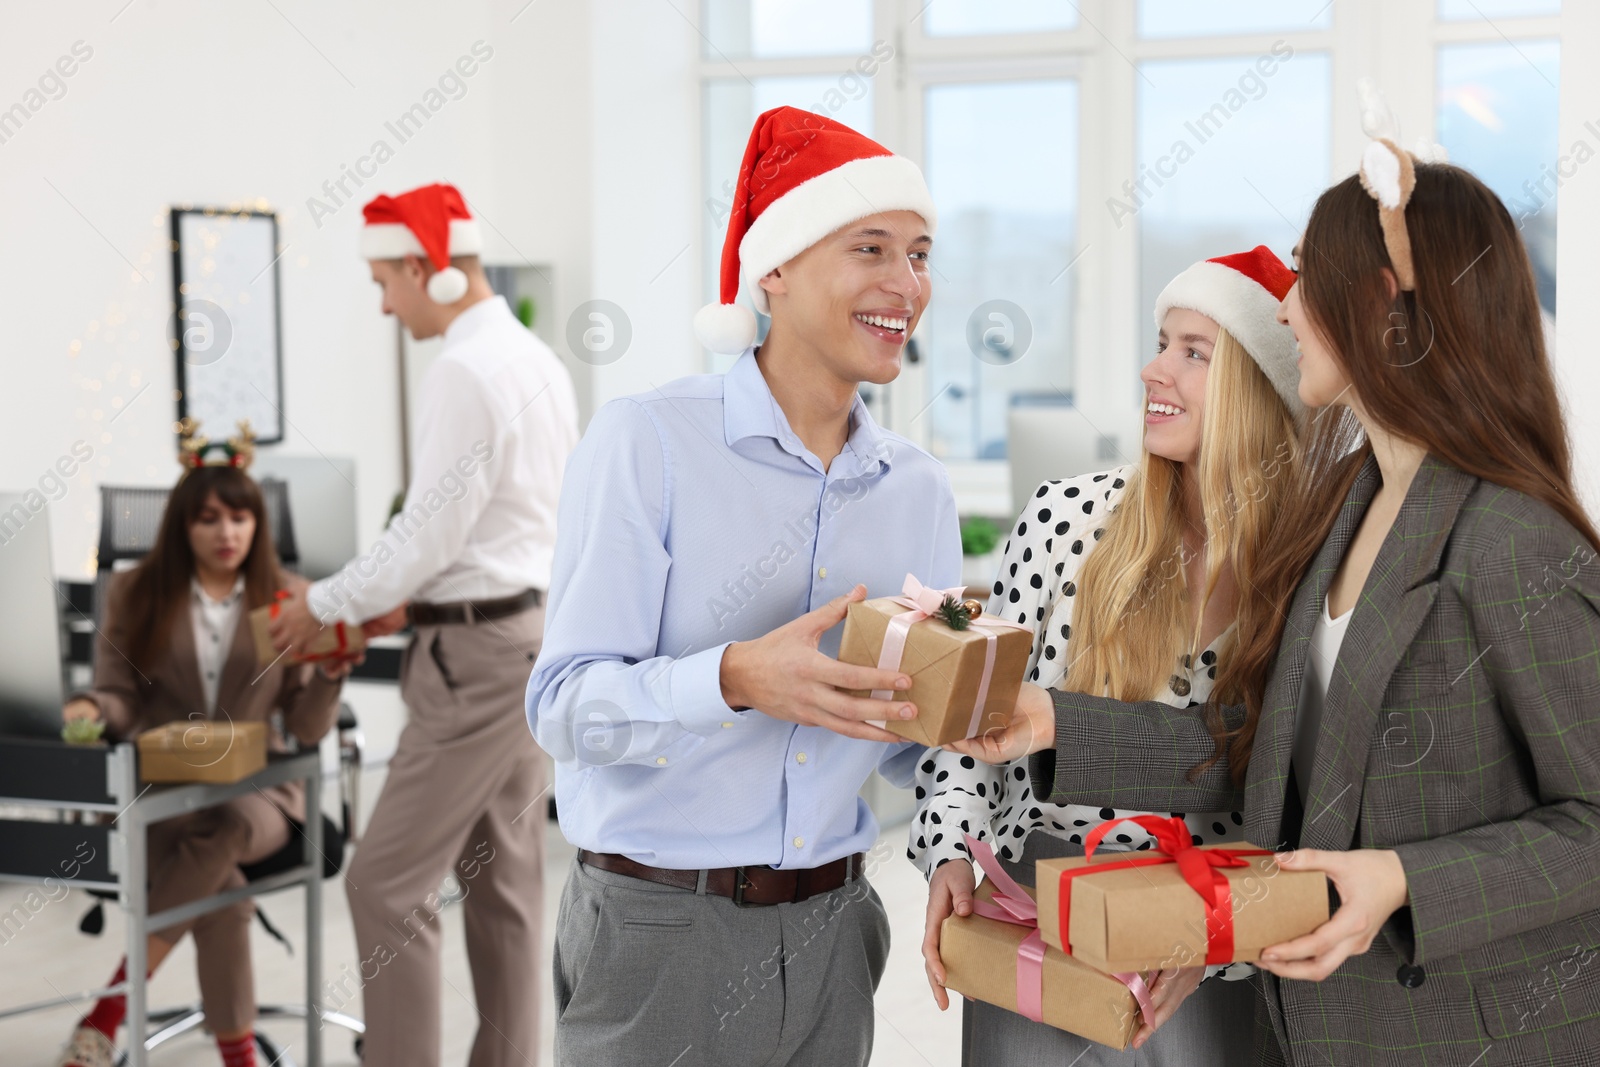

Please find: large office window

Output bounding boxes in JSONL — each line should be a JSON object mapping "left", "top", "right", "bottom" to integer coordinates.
{"left": 696, "top": 0, "right": 1570, "bottom": 508}
{"left": 1437, "top": 35, "right": 1560, "bottom": 315}
{"left": 1135, "top": 50, "right": 1332, "bottom": 366}
{"left": 921, "top": 80, "right": 1077, "bottom": 460}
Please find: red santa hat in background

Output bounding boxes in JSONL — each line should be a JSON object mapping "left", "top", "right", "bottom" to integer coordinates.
{"left": 1153, "top": 245, "right": 1304, "bottom": 420}
{"left": 695, "top": 106, "right": 938, "bottom": 355}
{"left": 360, "top": 183, "right": 483, "bottom": 304}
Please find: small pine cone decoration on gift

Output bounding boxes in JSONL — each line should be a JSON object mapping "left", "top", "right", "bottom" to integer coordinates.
{"left": 937, "top": 594, "right": 980, "bottom": 631}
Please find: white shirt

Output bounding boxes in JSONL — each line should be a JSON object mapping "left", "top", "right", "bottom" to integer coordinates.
{"left": 308, "top": 296, "right": 579, "bottom": 624}
{"left": 1292, "top": 596, "right": 1354, "bottom": 803}
{"left": 191, "top": 574, "right": 245, "bottom": 714}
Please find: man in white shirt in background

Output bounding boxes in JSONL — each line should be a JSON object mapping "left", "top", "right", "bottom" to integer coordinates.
{"left": 270, "top": 182, "right": 578, "bottom": 1067}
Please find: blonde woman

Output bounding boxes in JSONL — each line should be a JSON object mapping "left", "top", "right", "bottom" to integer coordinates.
{"left": 910, "top": 247, "right": 1302, "bottom": 1064}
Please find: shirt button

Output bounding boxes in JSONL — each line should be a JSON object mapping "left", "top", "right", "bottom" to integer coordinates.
{"left": 817, "top": 567, "right": 827, "bottom": 579}
{"left": 796, "top": 752, "right": 807, "bottom": 764}
{"left": 793, "top": 836, "right": 804, "bottom": 849}
{"left": 655, "top": 756, "right": 667, "bottom": 765}
{"left": 721, "top": 722, "right": 734, "bottom": 729}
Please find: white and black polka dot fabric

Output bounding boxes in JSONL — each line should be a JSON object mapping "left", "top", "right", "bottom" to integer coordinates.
{"left": 907, "top": 466, "right": 1254, "bottom": 982}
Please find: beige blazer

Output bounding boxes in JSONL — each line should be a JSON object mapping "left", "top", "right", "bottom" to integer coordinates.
{"left": 78, "top": 569, "right": 343, "bottom": 823}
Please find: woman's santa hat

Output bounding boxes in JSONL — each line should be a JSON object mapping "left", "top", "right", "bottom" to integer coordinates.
{"left": 1153, "top": 245, "right": 1303, "bottom": 419}
{"left": 360, "top": 183, "right": 483, "bottom": 304}
{"left": 695, "top": 106, "right": 938, "bottom": 355}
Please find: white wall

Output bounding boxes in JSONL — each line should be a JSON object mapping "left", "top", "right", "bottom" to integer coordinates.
{"left": 0, "top": 0, "right": 594, "bottom": 577}
{"left": 587, "top": 1, "right": 702, "bottom": 405}
{"left": 1557, "top": 0, "right": 1600, "bottom": 510}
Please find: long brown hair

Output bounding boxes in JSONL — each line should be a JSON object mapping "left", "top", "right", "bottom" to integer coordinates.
{"left": 121, "top": 466, "right": 282, "bottom": 671}
{"left": 1204, "top": 164, "right": 1600, "bottom": 786}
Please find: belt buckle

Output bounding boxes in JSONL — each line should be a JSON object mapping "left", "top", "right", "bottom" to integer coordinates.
{"left": 732, "top": 863, "right": 752, "bottom": 908}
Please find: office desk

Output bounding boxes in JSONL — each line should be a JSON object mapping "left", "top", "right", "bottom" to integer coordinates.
{"left": 0, "top": 740, "right": 325, "bottom": 1067}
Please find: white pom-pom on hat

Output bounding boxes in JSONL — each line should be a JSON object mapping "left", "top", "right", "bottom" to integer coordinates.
{"left": 427, "top": 265, "right": 469, "bottom": 304}
{"left": 694, "top": 302, "right": 758, "bottom": 356}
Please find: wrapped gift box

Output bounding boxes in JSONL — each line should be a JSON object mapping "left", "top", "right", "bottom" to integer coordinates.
{"left": 943, "top": 881, "right": 1142, "bottom": 1050}
{"left": 249, "top": 604, "right": 365, "bottom": 667}
{"left": 137, "top": 721, "right": 267, "bottom": 784}
{"left": 836, "top": 577, "right": 1030, "bottom": 747}
{"left": 1036, "top": 840, "right": 1330, "bottom": 973}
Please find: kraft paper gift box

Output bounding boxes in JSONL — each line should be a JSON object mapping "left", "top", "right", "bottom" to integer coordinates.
{"left": 942, "top": 840, "right": 1147, "bottom": 1050}
{"left": 249, "top": 601, "right": 366, "bottom": 668}
{"left": 137, "top": 721, "right": 268, "bottom": 784}
{"left": 1035, "top": 817, "right": 1330, "bottom": 974}
{"left": 836, "top": 574, "right": 1031, "bottom": 747}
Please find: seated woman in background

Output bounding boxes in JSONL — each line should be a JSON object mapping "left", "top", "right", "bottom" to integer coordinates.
{"left": 912, "top": 247, "right": 1305, "bottom": 1064}
{"left": 57, "top": 424, "right": 358, "bottom": 1067}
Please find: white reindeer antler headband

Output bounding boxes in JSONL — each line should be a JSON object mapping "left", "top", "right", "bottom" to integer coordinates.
{"left": 1355, "top": 79, "right": 1448, "bottom": 291}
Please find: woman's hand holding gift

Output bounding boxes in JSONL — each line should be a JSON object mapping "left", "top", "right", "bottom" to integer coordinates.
{"left": 943, "top": 682, "right": 1054, "bottom": 764}
{"left": 1257, "top": 848, "right": 1409, "bottom": 981}
{"left": 922, "top": 858, "right": 977, "bottom": 1010}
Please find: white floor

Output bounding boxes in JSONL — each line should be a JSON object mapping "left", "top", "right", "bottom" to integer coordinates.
{"left": 0, "top": 761, "right": 961, "bottom": 1067}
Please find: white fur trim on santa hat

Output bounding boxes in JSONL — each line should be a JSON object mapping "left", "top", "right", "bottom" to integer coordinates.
{"left": 360, "top": 218, "right": 483, "bottom": 261}
{"left": 737, "top": 154, "right": 937, "bottom": 314}
{"left": 1154, "top": 261, "right": 1303, "bottom": 420}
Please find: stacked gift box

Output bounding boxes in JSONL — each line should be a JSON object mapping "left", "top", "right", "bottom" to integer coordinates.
{"left": 835, "top": 576, "right": 1331, "bottom": 1050}
{"left": 940, "top": 819, "right": 1329, "bottom": 1048}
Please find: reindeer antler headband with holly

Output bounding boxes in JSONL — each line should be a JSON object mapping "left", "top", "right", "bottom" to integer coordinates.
{"left": 177, "top": 417, "right": 257, "bottom": 470}
{"left": 1355, "top": 79, "right": 1449, "bottom": 292}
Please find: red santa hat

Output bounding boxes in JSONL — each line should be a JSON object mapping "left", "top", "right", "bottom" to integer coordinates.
{"left": 695, "top": 106, "right": 938, "bottom": 355}
{"left": 1153, "top": 245, "right": 1303, "bottom": 419}
{"left": 360, "top": 183, "right": 483, "bottom": 304}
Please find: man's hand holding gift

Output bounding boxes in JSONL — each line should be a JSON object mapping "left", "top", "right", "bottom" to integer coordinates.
{"left": 721, "top": 585, "right": 915, "bottom": 743}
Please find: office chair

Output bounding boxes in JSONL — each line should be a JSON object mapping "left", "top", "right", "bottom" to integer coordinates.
{"left": 80, "top": 480, "right": 366, "bottom": 1064}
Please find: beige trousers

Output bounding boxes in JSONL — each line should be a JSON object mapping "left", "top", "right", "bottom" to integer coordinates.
{"left": 146, "top": 791, "right": 292, "bottom": 1034}
{"left": 346, "top": 605, "right": 548, "bottom": 1067}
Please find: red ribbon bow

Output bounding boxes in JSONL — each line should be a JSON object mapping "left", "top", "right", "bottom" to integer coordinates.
{"left": 1056, "top": 815, "right": 1273, "bottom": 966}
{"left": 270, "top": 590, "right": 352, "bottom": 662}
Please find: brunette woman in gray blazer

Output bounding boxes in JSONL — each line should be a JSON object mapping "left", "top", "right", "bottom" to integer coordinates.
{"left": 955, "top": 156, "right": 1600, "bottom": 1063}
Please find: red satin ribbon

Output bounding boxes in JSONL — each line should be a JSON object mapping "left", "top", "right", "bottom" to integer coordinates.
{"left": 963, "top": 835, "right": 1153, "bottom": 1026}
{"left": 270, "top": 589, "right": 350, "bottom": 662}
{"left": 1054, "top": 816, "right": 1272, "bottom": 966}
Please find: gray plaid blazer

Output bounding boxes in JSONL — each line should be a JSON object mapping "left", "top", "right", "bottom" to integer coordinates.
{"left": 1032, "top": 455, "right": 1600, "bottom": 1065}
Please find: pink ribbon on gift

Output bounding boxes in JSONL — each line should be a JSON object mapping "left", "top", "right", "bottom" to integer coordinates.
{"left": 871, "top": 574, "right": 1030, "bottom": 736}
{"left": 962, "top": 834, "right": 1154, "bottom": 1028}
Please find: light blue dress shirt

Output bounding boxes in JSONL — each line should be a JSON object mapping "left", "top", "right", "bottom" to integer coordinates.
{"left": 526, "top": 349, "right": 962, "bottom": 870}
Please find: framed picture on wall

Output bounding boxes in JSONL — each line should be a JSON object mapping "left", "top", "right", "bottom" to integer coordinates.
{"left": 170, "top": 206, "right": 285, "bottom": 443}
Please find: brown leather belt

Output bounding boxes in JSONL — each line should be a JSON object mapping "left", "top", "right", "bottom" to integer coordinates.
{"left": 577, "top": 850, "right": 865, "bottom": 907}
{"left": 409, "top": 588, "right": 542, "bottom": 626}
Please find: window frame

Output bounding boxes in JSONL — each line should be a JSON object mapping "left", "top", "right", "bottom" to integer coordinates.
{"left": 695, "top": 0, "right": 1564, "bottom": 516}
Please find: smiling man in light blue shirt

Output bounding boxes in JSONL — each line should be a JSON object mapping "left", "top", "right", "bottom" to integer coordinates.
{"left": 527, "top": 107, "right": 960, "bottom": 1065}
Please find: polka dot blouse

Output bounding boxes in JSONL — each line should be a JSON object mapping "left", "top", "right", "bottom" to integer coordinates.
{"left": 907, "top": 466, "right": 1254, "bottom": 981}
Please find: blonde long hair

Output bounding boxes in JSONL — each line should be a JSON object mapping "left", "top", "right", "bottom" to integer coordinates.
{"left": 1060, "top": 326, "right": 1299, "bottom": 703}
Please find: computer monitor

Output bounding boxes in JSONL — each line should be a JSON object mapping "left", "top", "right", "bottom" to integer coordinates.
{"left": 0, "top": 493, "right": 66, "bottom": 737}
{"left": 250, "top": 454, "right": 359, "bottom": 581}
{"left": 1007, "top": 407, "right": 1135, "bottom": 518}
